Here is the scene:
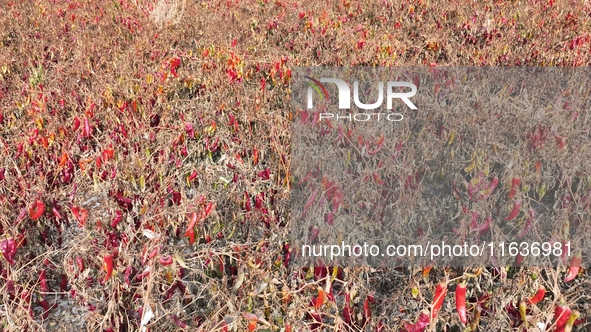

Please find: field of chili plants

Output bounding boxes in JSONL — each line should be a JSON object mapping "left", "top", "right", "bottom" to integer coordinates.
{"left": 1, "top": 0, "right": 591, "bottom": 331}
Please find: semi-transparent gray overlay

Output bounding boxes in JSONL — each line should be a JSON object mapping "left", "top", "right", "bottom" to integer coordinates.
{"left": 290, "top": 67, "right": 591, "bottom": 268}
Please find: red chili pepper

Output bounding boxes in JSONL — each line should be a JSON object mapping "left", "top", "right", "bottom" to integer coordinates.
{"left": 456, "top": 281, "right": 467, "bottom": 324}
{"left": 432, "top": 280, "right": 447, "bottom": 320}
{"left": 71, "top": 206, "right": 88, "bottom": 227}
{"left": 404, "top": 310, "right": 430, "bottom": 332}
{"left": 159, "top": 254, "right": 173, "bottom": 266}
{"left": 253, "top": 147, "right": 259, "bottom": 165}
{"left": 102, "top": 144, "right": 114, "bottom": 161}
{"left": 188, "top": 170, "right": 198, "bottom": 182}
{"left": 29, "top": 199, "right": 45, "bottom": 220}
{"left": 59, "top": 152, "right": 68, "bottom": 167}
{"left": 110, "top": 210, "right": 122, "bottom": 228}
{"left": 185, "top": 211, "right": 200, "bottom": 235}
{"left": 508, "top": 177, "right": 521, "bottom": 199}
{"left": 39, "top": 299, "right": 54, "bottom": 319}
{"left": 342, "top": 293, "right": 352, "bottom": 324}
{"left": 72, "top": 116, "right": 80, "bottom": 131}
{"left": 136, "top": 267, "right": 150, "bottom": 280}
{"left": 564, "top": 252, "right": 582, "bottom": 282}
{"left": 204, "top": 201, "right": 215, "bottom": 218}
{"left": 0, "top": 238, "right": 17, "bottom": 265}
{"left": 314, "top": 287, "right": 325, "bottom": 309}
{"left": 518, "top": 208, "right": 536, "bottom": 238}
{"left": 185, "top": 228, "right": 196, "bottom": 244}
{"left": 504, "top": 200, "right": 521, "bottom": 221}
{"left": 143, "top": 245, "right": 160, "bottom": 265}
{"left": 76, "top": 256, "right": 85, "bottom": 272}
{"left": 83, "top": 117, "right": 92, "bottom": 137}
{"left": 554, "top": 303, "right": 572, "bottom": 332}
{"left": 170, "top": 57, "right": 181, "bottom": 78}
{"left": 363, "top": 296, "right": 371, "bottom": 325}
{"left": 60, "top": 274, "right": 68, "bottom": 294}
{"left": 528, "top": 285, "right": 545, "bottom": 305}
{"left": 102, "top": 254, "right": 114, "bottom": 283}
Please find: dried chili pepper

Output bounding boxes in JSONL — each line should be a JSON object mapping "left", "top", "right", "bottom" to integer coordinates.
{"left": 110, "top": 210, "right": 122, "bottom": 228}
{"left": 504, "top": 200, "right": 521, "bottom": 221}
{"left": 29, "top": 199, "right": 45, "bottom": 220}
{"left": 342, "top": 293, "right": 352, "bottom": 324}
{"left": 76, "top": 256, "right": 85, "bottom": 272}
{"left": 102, "top": 254, "right": 114, "bottom": 283}
{"left": 455, "top": 281, "right": 467, "bottom": 324}
{"left": 432, "top": 280, "right": 447, "bottom": 320}
{"left": 185, "top": 228, "right": 196, "bottom": 244}
{"left": 314, "top": 287, "right": 325, "bottom": 309}
{"left": 564, "top": 251, "right": 582, "bottom": 282}
{"left": 71, "top": 206, "right": 88, "bottom": 226}
{"left": 508, "top": 177, "right": 521, "bottom": 199}
{"left": 528, "top": 285, "right": 545, "bottom": 305}
{"left": 159, "top": 255, "right": 173, "bottom": 266}
{"left": 404, "top": 310, "right": 430, "bottom": 332}
{"left": 0, "top": 238, "right": 17, "bottom": 265}
{"left": 554, "top": 303, "right": 572, "bottom": 332}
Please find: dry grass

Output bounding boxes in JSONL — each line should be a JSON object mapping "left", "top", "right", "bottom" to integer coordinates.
{"left": 1, "top": 0, "right": 591, "bottom": 331}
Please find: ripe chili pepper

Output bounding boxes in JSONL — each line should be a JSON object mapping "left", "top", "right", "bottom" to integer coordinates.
{"left": 185, "top": 211, "right": 199, "bottom": 236}
{"left": 60, "top": 274, "right": 68, "bottom": 295}
{"left": 76, "top": 256, "right": 85, "bottom": 272}
{"left": 314, "top": 287, "right": 325, "bottom": 309}
{"left": 0, "top": 238, "right": 17, "bottom": 265}
{"left": 554, "top": 303, "right": 572, "bottom": 332}
{"left": 136, "top": 267, "right": 150, "bottom": 280}
{"left": 59, "top": 153, "right": 68, "bottom": 167}
{"left": 363, "top": 296, "right": 372, "bottom": 325}
{"left": 204, "top": 201, "right": 215, "bottom": 218}
{"left": 432, "top": 280, "right": 447, "bottom": 320}
{"left": 518, "top": 208, "right": 536, "bottom": 238}
{"left": 143, "top": 245, "right": 160, "bottom": 265}
{"left": 342, "top": 293, "right": 352, "bottom": 324}
{"left": 564, "top": 252, "right": 582, "bottom": 282}
{"left": 102, "top": 254, "right": 114, "bottom": 283}
{"left": 422, "top": 265, "right": 433, "bottom": 280}
{"left": 508, "top": 177, "right": 521, "bottom": 199}
{"left": 504, "top": 200, "right": 521, "bottom": 221}
{"left": 185, "top": 228, "right": 196, "bottom": 244}
{"left": 72, "top": 116, "right": 80, "bottom": 131}
{"left": 83, "top": 117, "right": 92, "bottom": 137}
{"left": 102, "top": 146, "right": 114, "bottom": 161}
{"left": 29, "top": 199, "right": 45, "bottom": 220}
{"left": 253, "top": 147, "right": 259, "bottom": 165}
{"left": 528, "top": 285, "right": 545, "bottom": 305}
{"left": 456, "top": 281, "right": 467, "bottom": 324}
{"left": 110, "top": 210, "right": 122, "bottom": 228}
{"left": 159, "top": 254, "right": 173, "bottom": 266}
{"left": 404, "top": 310, "right": 430, "bottom": 332}
{"left": 71, "top": 206, "right": 88, "bottom": 227}
{"left": 170, "top": 57, "right": 181, "bottom": 78}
